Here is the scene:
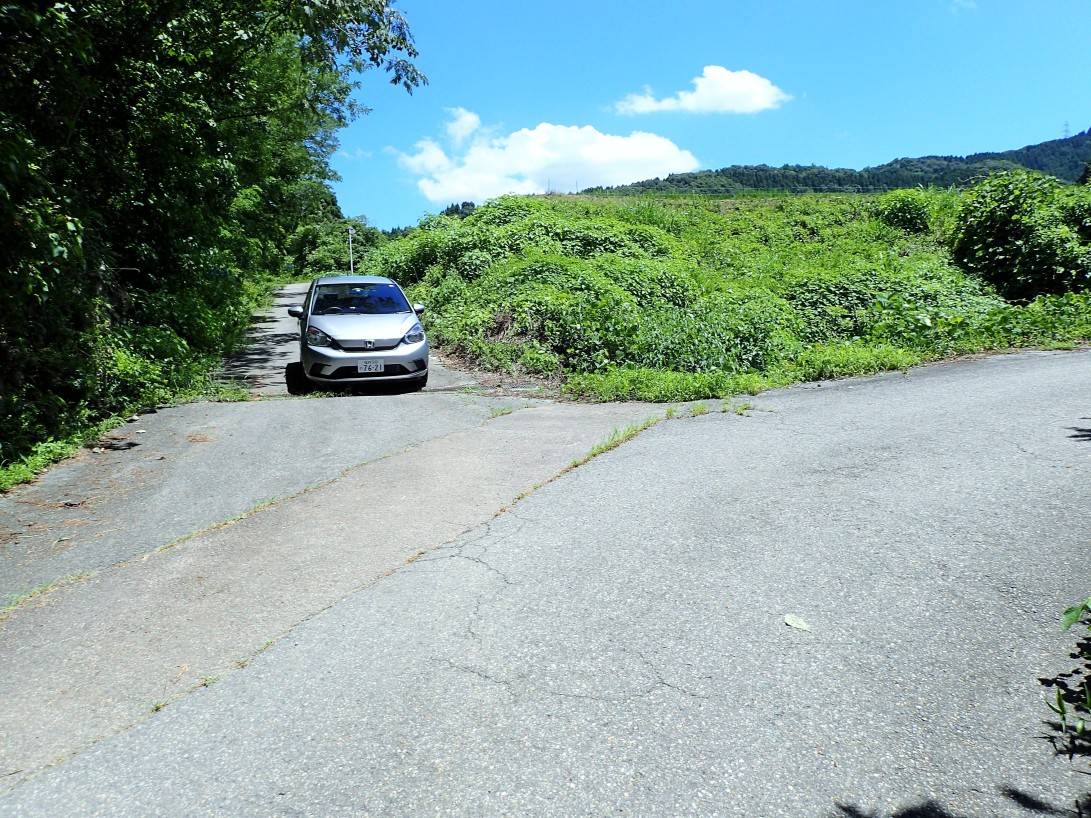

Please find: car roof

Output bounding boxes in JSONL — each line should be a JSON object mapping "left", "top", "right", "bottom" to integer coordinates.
{"left": 313, "top": 275, "right": 396, "bottom": 287}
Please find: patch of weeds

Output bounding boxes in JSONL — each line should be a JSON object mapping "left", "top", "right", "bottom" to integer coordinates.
{"left": 721, "top": 401, "right": 753, "bottom": 415}
{"left": 0, "top": 415, "right": 127, "bottom": 493}
{"left": 785, "top": 342, "right": 920, "bottom": 382}
{"left": 689, "top": 402, "right": 709, "bottom": 417}
{"left": 1, "top": 571, "right": 94, "bottom": 618}
{"left": 1043, "top": 596, "right": 1091, "bottom": 757}
{"left": 151, "top": 701, "right": 167, "bottom": 713}
{"left": 488, "top": 405, "right": 515, "bottom": 419}
{"left": 204, "top": 378, "right": 252, "bottom": 402}
{"left": 568, "top": 415, "right": 662, "bottom": 471}
{"left": 199, "top": 675, "right": 219, "bottom": 687}
{"left": 664, "top": 406, "right": 678, "bottom": 419}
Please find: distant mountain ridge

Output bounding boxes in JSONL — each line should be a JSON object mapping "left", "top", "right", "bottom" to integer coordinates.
{"left": 586, "top": 128, "right": 1091, "bottom": 196}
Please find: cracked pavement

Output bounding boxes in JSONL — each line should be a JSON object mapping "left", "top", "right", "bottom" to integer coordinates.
{"left": 1, "top": 346, "right": 1090, "bottom": 816}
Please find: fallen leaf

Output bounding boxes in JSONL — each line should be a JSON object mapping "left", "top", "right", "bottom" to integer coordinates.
{"left": 785, "top": 614, "right": 811, "bottom": 632}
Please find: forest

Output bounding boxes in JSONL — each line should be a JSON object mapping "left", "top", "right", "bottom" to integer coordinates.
{"left": 587, "top": 128, "right": 1091, "bottom": 196}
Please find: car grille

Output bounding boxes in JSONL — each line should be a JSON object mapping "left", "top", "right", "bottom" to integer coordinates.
{"left": 334, "top": 340, "right": 401, "bottom": 352}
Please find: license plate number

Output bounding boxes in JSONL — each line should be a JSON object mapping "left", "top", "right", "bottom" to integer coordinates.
{"left": 357, "top": 359, "right": 385, "bottom": 373}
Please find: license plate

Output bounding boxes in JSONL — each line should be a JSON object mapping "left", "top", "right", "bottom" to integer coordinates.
{"left": 357, "top": 359, "right": 385, "bottom": 373}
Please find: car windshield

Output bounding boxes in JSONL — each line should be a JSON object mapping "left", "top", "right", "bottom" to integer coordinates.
{"left": 311, "top": 283, "right": 411, "bottom": 316}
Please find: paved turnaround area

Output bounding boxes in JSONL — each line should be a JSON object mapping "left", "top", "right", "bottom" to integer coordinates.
{"left": 1, "top": 347, "right": 1090, "bottom": 816}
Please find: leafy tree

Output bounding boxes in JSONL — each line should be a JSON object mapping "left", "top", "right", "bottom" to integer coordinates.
{"left": 291, "top": 218, "right": 385, "bottom": 279}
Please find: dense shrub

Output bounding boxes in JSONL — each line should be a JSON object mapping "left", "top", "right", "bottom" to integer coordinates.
{"left": 950, "top": 171, "right": 1091, "bottom": 301}
{"left": 876, "top": 189, "right": 933, "bottom": 233}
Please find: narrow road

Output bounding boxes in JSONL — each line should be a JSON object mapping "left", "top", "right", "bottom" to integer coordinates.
{"left": 1, "top": 289, "right": 1088, "bottom": 815}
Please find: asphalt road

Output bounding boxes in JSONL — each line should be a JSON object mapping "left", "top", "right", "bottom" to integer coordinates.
{"left": 1, "top": 295, "right": 1089, "bottom": 816}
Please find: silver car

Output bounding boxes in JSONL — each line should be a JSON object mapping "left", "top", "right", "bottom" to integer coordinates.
{"left": 286, "top": 275, "right": 429, "bottom": 392}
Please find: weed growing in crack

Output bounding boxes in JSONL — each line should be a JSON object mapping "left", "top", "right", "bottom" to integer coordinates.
{"left": 1, "top": 571, "right": 94, "bottom": 618}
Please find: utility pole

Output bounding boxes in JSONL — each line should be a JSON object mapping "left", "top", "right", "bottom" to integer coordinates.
{"left": 348, "top": 226, "right": 356, "bottom": 274}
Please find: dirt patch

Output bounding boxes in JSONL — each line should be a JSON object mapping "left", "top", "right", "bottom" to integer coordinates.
{"left": 429, "top": 348, "right": 567, "bottom": 399}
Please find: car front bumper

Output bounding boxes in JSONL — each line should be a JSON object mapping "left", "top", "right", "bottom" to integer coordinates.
{"left": 300, "top": 339, "right": 429, "bottom": 385}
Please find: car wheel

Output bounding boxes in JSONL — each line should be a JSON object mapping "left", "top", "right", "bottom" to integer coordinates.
{"left": 411, "top": 371, "right": 428, "bottom": 391}
{"left": 285, "top": 361, "right": 310, "bottom": 395}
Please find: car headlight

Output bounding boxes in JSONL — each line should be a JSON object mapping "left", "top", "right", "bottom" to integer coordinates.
{"left": 305, "top": 325, "right": 333, "bottom": 347}
{"left": 403, "top": 322, "right": 425, "bottom": 345}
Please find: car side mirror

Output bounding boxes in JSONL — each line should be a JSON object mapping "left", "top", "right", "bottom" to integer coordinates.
{"left": 287, "top": 305, "right": 304, "bottom": 318}
{"left": 413, "top": 303, "right": 425, "bottom": 315}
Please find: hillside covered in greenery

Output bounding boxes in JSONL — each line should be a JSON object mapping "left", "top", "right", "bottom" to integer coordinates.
{"left": 363, "top": 171, "right": 1091, "bottom": 402}
{"left": 588, "top": 128, "right": 1091, "bottom": 196}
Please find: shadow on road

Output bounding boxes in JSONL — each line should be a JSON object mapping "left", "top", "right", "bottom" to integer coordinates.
{"left": 284, "top": 362, "right": 425, "bottom": 397}
{"left": 832, "top": 787, "right": 1091, "bottom": 817}
{"left": 1068, "top": 427, "right": 1091, "bottom": 442}
{"left": 222, "top": 332, "right": 299, "bottom": 374}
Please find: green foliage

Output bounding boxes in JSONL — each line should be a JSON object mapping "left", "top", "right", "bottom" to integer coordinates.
{"left": 564, "top": 367, "right": 776, "bottom": 403}
{"left": 289, "top": 218, "right": 384, "bottom": 280}
{"left": 950, "top": 171, "right": 1091, "bottom": 301}
{"left": 367, "top": 189, "right": 1091, "bottom": 404}
{"left": 876, "top": 189, "right": 933, "bottom": 233}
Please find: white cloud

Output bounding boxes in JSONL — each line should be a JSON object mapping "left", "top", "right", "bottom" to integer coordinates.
{"left": 444, "top": 107, "right": 481, "bottom": 146}
{"left": 615, "top": 65, "right": 791, "bottom": 115}
{"left": 392, "top": 112, "right": 700, "bottom": 205}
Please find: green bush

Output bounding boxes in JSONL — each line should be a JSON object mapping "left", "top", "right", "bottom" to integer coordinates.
{"left": 950, "top": 170, "right": 1091, "bottom": 301}
{"left": 877, "top": 189, "right": 933, "bottom": 233}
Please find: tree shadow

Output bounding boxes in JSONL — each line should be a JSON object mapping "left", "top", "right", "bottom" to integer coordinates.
{"left": 832, "top": 787, "right": 1091, "bottom": 817}
{"left": 220, "top": 332, "right": 299, "bottom": 380}
{"left": 1068, "top": 427, "right": 1091, "bottom": 442}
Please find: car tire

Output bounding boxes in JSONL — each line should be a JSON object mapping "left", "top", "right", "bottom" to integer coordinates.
{"left": 285, "top": 361, "right": 310, "bottom": 395}
{"left": 411, "top": 371, "right": 428, "bottom": 391}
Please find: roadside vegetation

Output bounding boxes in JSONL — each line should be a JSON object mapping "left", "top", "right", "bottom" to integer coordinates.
{"left": 359, "top": 170, "right": 1091, "bottom": 402}
{"left": 0, "top": 1, "right": 422, "bottom": 485}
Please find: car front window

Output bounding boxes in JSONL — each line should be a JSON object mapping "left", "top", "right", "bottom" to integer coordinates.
{"left": 312, "top": 283, "right": 411, "bottom": 315}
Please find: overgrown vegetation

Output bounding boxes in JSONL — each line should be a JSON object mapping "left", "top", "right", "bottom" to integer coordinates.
{"left": 360, "top": 172, "right": 1091, "bottom": 402}
{"left": 0, "top": 1, "right": 422, "bottom": 474}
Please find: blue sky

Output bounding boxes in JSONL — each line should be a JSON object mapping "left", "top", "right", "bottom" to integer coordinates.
{"left": 331, "top": 0, "right": 1091, "bottom": 230}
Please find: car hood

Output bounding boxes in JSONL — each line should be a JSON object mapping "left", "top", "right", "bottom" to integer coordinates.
{"left": 308, "top": 312, "right": 419, "bottom": 345}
